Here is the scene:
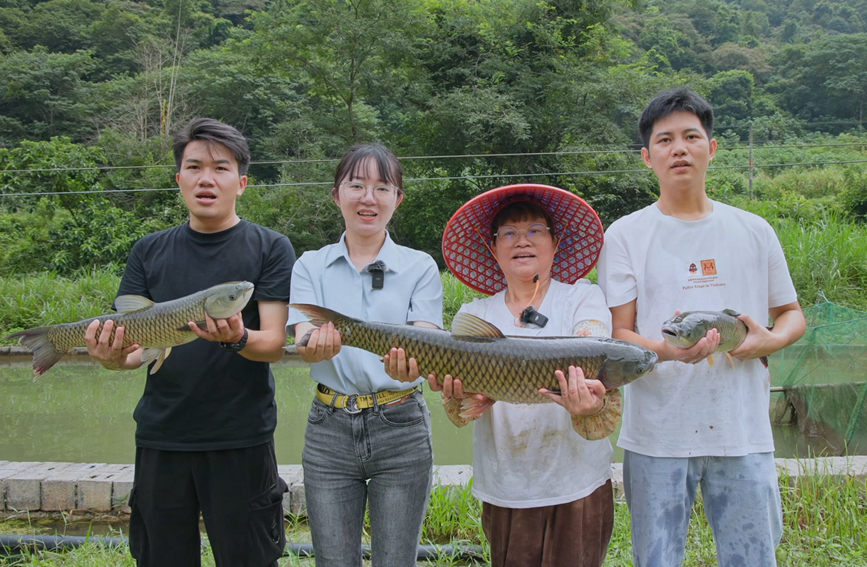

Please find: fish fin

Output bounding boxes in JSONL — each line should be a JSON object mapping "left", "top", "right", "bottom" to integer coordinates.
{"left": 141, "top": 347, "right": 165, "bottom": 365}
{"left": 7, "top": 326, "right": 66, "bottom": 376}
{"left": 458, "top": 397, "right": 496, "bottom": 419}
{"left": 706, "top": 355, "right": 715, "bottom": 367}
{"left": 115, "top": 295, "right": 155, "bottom": 313}
{"left": 146, "top": 347, "right": 172, "bottom": 375}
{"left": 452, "top": 312, "right": 506, "bottom": 339}
{"left": 178, "top": 321, "right": 207, "bottom": 331}
{"left": 296, "top": 330, "right": 314, "bottom": 348}
{"left": 724, "top": 352, "right": 736, "bottom": 368}
{"left": 722, "top": 309, "right": 741, "bottom": 317}
{"left": 289, "top": 304, "right": 345, "bottom": 327}
{"left": 760, "top": 356, "right": 769, "bottom": 368}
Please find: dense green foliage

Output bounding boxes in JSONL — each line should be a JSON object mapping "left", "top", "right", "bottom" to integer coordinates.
{"left": 1, "top": 0, "right": 867, "bottom": 273}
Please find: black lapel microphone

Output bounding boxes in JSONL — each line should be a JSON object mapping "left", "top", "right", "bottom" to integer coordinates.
{"left": 366, "top": 260, "right": 386, "bottom": 289}
{"left": 519, "top": 274, "right": 549, "bottom": 327}
{"left": 520, "top": 305, "right": 549, "bottom": 328}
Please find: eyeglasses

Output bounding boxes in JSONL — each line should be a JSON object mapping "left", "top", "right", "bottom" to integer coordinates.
{"left": 493, "top": 223, "right": 552, "bottom": 245}
{"left": 339, "top": 181, "right": 400, "bottom": 204}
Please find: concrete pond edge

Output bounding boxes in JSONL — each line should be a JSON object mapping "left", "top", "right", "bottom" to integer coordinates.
{"left": 1, "top": 457, "right": 866, "bottom": 519}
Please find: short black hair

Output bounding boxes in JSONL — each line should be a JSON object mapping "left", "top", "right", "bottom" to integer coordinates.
{"left": 173, "top": 118, "right": 251, "bottom": 176}
{"left": 639, "top": 88, "right": 714, "bottom": 149}
{"left": 333, "top": 144, "right": 404, "bottom": 194}
{"left": 491, "top": 201, "right": 557, "bottom": 240}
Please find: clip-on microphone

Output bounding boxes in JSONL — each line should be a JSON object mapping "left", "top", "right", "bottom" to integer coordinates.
{"left": 518, "top": 275, "right": 549, "bottom": 328}
{"left": 366, "top": 260, "right": 386, "bottom": 290}
{"left": 520, "top": 305, "right": 549, "bottom": 328}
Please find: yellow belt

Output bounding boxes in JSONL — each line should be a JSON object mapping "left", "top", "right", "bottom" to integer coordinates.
{"left": 315, "top": 384, "right": 418, "bottom": 413}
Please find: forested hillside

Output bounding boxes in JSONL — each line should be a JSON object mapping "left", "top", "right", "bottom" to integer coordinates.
{"left": 1, "top": 0, "right": 866, "bottom": 273}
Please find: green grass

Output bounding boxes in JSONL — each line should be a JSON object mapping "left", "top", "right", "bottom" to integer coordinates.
{"left": 3, "top": 468, "right": 867, "bottom": 566}
{"left": 0, "top": 269, "right": 121, "bottom": 340}
{"left": 773, "top": 214, "right": 867, "bottom": 311}
{"left": 441, "top": 273, "right": 485, "bottom": 330}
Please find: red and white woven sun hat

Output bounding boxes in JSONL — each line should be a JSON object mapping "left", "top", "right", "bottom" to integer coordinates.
{"left": 442, "top": 183, "right": 604, "bottom": 295}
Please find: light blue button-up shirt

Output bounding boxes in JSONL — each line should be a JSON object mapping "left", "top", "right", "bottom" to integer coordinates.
{"left": 287, "top": 232, "right": 444, "bottom": 394}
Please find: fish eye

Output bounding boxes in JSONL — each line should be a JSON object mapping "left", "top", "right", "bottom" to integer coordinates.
{"left": 229, "top": 293, "right": 237, "bottom": 300}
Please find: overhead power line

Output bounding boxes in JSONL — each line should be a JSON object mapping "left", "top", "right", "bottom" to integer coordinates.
{"left": 3, "top": 159, "right": 867, "bottom": 198}
{"left": 1, "top": 140, "right": 867, "bottom": 175}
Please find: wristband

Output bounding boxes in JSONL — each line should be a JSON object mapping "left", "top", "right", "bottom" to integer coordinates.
{"left": 220, "top": 328, "right": 248, "bottom": 352}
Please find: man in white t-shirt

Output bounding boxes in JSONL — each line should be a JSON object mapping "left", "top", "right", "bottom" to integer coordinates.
{"left": 597, "top": 88, "right": 806, "bottom": 567}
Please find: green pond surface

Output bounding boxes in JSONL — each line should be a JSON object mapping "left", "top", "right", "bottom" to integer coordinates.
{"left": 0, "top": 355, "right": 864, "bottom": 465}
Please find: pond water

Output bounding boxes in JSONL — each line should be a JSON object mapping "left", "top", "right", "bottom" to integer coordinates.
{"left": 0, "top": 355, "right": 862, "bottom": 465}
{"left": 0, "top": 356, "right": 475, "bottom": 466}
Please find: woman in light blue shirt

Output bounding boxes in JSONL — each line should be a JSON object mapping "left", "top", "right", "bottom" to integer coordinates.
{"left": 287, "top": 144, "right": 443, "bottom": 567}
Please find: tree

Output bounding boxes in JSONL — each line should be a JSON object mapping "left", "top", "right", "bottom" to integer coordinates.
{"left": 709, "top": 70, "right": 755, "bottom": 122}
{"left": 769, "top": 34, "right": 867, "bottom": 124}
{"left": 16, "top": 0, "right": 103, "bottom": 54}
{"left": 0, "top": 48, "right": 97, "bottom": 145}
{"left": 0, "top": 136, "right": 105, "bottom": 217}
{"left": 249, "top": 0, "right": 428, "bottom": 147}
{"left": 637, "top": 15, "right": 706, "bottom": 72}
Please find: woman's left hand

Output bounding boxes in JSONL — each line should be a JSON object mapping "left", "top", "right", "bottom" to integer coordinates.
{"left": 383, "top": 347, "right": 421, "bottom": 383}
{"left": 539, "top": 365, "right": 606, "bottom": 416}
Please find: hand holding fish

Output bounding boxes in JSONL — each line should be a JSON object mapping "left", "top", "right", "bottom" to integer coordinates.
{"left": 540, "top": 366, "right": 605, "bottom": 416}
{"left": 188, "top": 312, "right": 245, "bottom": 343}
{"left": 727, "top": 313, "right": 779, "bottom": 361}
{"left": 85, "top": 319, "right": 142, "bottom": 371}
{"left": 659, "top": 310, "right": 722, "bottom": 364}
{"left": 662, "top": 328, "right": 721, "bottom": 364}
{"left": 384, "top": 347, "right": 421, "bottom": 383}
{"left": 428, "top": 373, "right": 496, "bottom": 419}
{"left": 296, "top": 322, "right": 342, "bottom": 363}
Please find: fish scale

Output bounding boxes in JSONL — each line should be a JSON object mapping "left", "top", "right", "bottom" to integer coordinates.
{"left": 45, "top": 296, "right": 211, "bottom": 352}
{"left": 293, "top": 304, "right": 657, "bottom": 403}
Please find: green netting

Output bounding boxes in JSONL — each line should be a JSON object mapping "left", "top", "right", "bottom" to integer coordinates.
{"left": 770, "top": 300, "right": 867, "bottom": 456}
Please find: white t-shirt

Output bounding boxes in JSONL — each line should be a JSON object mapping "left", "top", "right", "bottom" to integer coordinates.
{"left": 597, "top": 201, "right": 798, "bottom": 458}
{"left": 460, "top": 279, "right": 614, "bottom": 508}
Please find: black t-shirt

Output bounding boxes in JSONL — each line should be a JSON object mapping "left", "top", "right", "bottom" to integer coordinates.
{"left": 117, "top": 219, "right": 296, "bottom": 451}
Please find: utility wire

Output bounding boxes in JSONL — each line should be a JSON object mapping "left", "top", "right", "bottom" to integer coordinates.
{"left": 2, "top": 141, "right": 867, "bottom": 175}
{"left": 3, "top": 159, "right": 867, "bottom": 198}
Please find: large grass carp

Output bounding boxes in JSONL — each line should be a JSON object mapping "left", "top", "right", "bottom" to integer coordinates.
{"left": 661, "top": 309, "right": 764, "bottom": 367}
{"left": 291, "top": 304, "right": 658, "bottom": 403}
{"left": 7, "top": 281, "right": 254, "bottom": 376}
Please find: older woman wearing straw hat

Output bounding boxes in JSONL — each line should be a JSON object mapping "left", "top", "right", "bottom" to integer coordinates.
{"left": 433, "top": 184, "right": 620, "bottom": 567}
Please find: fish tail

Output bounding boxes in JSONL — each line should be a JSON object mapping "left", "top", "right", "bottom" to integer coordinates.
{"left": 291, "top": 304, "right": 357, "bottom": 347}
{"left": 6, "top": 327, "right": 66, "bottom": 376}
{"left": 291, "top": 304, "right": 345, "bottom": 327}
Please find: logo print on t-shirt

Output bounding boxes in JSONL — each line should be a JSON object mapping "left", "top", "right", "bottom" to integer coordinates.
{"left": 689, "top": 263, "right": 698, "bottom": 274}
{"left": 701, "top": 259, "right": 717, "bottom": 276}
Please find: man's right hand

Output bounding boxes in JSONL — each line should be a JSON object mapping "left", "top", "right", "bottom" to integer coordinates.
{"left": 660, "top": 327, "right": 721, "bottom": 364}
{"left": 84, "top": 319, "right": 142, "bottom": 370}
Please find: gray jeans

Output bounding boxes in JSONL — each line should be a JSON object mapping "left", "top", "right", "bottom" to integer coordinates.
{"left": 302, "top": 389, "right": 434, "bottom": 567}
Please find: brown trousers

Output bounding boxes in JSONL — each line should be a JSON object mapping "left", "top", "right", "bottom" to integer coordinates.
{"left": 482, "top": 480, "right": 614, "bottom": 567}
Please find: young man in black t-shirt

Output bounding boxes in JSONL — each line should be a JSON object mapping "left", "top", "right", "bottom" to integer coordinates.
{"left": 85, "top": 118, "right": 296, "bottom": 567}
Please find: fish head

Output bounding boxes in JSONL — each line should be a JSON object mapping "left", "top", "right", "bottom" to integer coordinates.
{"left": 203, "top": 281, "right": 255, "bottom": 318}
{"left": 598, "top": 343, "right": 658, "bottom": 389}
{"left": 660, "top": 312, "right": 707, "bottom": 348}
